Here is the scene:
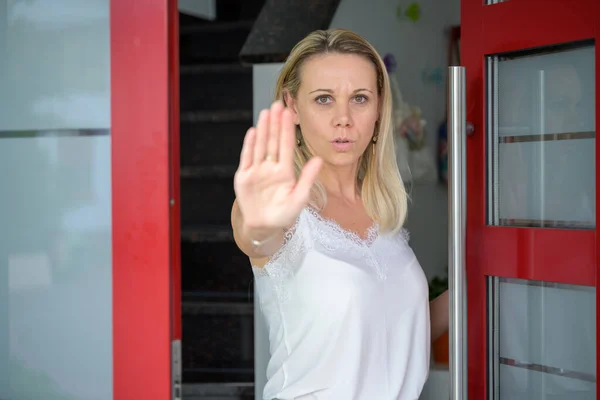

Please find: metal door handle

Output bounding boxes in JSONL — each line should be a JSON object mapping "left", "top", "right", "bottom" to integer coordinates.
{"left": 448, "top": 66, "right": 468, "bottom": 400}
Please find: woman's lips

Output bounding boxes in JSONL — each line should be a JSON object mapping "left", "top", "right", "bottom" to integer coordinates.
{"left": 331, "top": 138, "right": 354, "bottom": 151}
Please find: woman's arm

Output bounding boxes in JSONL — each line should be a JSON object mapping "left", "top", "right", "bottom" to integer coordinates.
{"left": 430, "top": 289, "right": 449, "bottom": 342}
{"left": 231, "top": 198, "right": 285, "bottom": 260}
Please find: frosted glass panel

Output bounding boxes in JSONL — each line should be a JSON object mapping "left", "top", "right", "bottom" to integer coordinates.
{"left": 488, "top": 44, "right": 595, "bottom": 228}
{"left": 0, "top": 1, "right": 112, "bottom": 399}
{"left": 493, "top": 277, "right": 595, "bottom": 399}
{"left": 499, "top": 365, "right": 595, "bottom": 400}
{"left": 0, "top": 0, "right": 111, "bottom": 131}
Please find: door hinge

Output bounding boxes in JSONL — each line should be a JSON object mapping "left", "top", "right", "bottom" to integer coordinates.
{"left": 172, "top": 339, "right": 182, "bottom": 400}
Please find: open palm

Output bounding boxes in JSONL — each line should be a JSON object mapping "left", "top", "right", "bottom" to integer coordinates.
{"left": 234, "top": 101, "right": 322, "bottom": 230}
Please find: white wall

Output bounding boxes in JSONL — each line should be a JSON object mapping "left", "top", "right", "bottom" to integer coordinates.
{"left": 329, "top": 0, "right": 460, "bottom": 280}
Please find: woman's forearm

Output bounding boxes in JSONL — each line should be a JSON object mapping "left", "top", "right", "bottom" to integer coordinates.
{"left": 429, "top": 289, "right": 449, "bottom": 342}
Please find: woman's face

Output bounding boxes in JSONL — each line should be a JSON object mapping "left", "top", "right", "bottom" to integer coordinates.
{"left": 287, "top": 53, "right": 380, "bottom": 167}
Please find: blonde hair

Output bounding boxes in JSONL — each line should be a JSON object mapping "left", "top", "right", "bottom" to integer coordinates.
{"left": 274, "top": 28, "right": 408, "bottom": 233}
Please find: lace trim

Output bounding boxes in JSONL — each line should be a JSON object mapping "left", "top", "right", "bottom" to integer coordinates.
{"left": 304, "top": 206, "right": 386, "bottom": 280}
{"left": 251, "top": 209, "right": 407, "bottom": 302}
{"left": 304, "top": 206, "right": 379, "bottom": 247}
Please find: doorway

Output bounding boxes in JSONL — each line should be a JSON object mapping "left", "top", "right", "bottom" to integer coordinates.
{"left": 177, "top": 1, "right": 265, "bottom": 398}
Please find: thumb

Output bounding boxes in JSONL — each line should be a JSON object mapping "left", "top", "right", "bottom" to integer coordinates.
{"left": 290, "top": 157, "right": 323, "bottom": 208}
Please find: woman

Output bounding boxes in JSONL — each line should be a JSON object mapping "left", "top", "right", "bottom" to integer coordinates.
{"left": 231, "top": 28, "right": 449, "bottom": 400}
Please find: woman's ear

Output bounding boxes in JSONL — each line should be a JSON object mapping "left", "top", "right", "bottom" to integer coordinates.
{"left": 283, "top": 91, "right": 300, "bottom": 125}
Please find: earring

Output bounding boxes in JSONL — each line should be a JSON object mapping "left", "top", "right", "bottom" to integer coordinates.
{"left": 297, "top": 138, "right": 301, "bottom": 146}
{"left": 372, "top": 135, "right": 378, "bottom": 157}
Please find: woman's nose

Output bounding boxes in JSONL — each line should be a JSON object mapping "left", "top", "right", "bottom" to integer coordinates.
{"left": 333, "top": 104, "right": 352, "bottom": 127}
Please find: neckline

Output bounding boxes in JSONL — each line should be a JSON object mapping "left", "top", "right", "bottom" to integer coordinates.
{"left": 305, "top": 206, "right": 379, "bottom": 247}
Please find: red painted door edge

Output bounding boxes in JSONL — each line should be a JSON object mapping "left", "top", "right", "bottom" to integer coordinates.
{"left": 169, "top": 0, "right": 182, "bottom": 344}
{"left": 462, "top": 0, "right": 485, "bottom": 397}
{"left": 111, "top": 1, "right": 172, "bottom": 400}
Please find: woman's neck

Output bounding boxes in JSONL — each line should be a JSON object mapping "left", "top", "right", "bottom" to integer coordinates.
{"left": 318, "top": 162, "right": 360, "bottom": 203}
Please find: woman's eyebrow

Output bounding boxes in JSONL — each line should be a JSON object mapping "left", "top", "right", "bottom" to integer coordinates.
{"left": 308, "top": 88, "right": 374, "bottom": 94}
{"left": 309, "top": 88, "right": 334, "bottom": 94}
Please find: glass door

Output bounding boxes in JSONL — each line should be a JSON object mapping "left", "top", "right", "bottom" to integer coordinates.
{"left": 461, "top": 0, "right": 598, "bottom": 399}
{"left": 0, "top": 1, "right": 178, "bottom": 399}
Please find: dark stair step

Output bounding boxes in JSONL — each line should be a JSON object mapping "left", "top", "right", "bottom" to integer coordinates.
{"left": 182, "top": 383, "right": 254, "bottom": 400}
{"left": 182, "top": 308, "right": 254, "bottom": 384}
{"left": 183, "top": 289, "right": 254, "bottom": 303}
{"left": 181, "top": 224, "right": 234, "bottom": 243}
{"left": 180, "top": 111, "right": 251, "bottom": 167}
{"left": 181, "top": 109, "right": 252, "bottom": 123}
{"left": 181, "top": 178, "right": 235, "bottom": 226}
{"left": 179, "top": 12, "right": 209, "bottom": 27}
{"left": 180, "top": 20, "right": 254, "bottom": 63}
{"left": 181, "top": 165, "right": 236, "bottom": 179}
{"left": 180, "top": 64, "right": 252, "bottom": 111}
{"left": 183, "top": 369, "right": 254, "bottom": 386}
{"left": 182, "top": 301, "right": 254, "bottom": 316}
{"left": 216, "top": 0, "right": 265, "bottom": 21}
{"left": 181, "top": 240, "right": 254, "bottom": 295}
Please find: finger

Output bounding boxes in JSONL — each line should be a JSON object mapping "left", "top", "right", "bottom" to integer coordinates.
{"left": 253, "top": 109, "right": 269, "bottom": 165}
{"left": 279, "top": 108, "right": 296, "bottom": 166}
{"left": 238, "top": 127, "right": 256, "bottom": 170}
{"left": 291, "top": 156, "right": 323, "bottom": 208}
{"left": 267, "top": 101, "right": 283, "bottom": 160}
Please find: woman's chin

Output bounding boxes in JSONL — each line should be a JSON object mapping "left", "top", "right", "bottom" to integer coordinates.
{"left": 319, "top": 152, "right": 362, "bottom": 168}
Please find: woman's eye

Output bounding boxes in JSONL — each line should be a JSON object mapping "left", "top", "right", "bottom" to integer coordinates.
{"left": 354, "top": 95, "right": 368, "bottom": 103}
{"left": 316, "top": 95, "right": 332, "bottom": 105}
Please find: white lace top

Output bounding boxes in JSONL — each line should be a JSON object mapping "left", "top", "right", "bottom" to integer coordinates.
{"left": 252, "top": 207, "right": 430, "bottom": 400}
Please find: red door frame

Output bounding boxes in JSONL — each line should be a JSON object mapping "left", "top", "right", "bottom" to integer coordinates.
{"left": 111, "top": 1, "right": 180, "bottom": 399}
{"left": 169, "top": 0, "right": 182, "bottom": 353}
{"left": 462, "top": 0, "right": 599, "bottom": 398}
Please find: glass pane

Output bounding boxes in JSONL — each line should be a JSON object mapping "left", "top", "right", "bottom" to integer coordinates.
{"left": 489, "top": 277, "right": 596, "bottom": 399}
{"left": 487, "top": 44, "right": 595, "bottom": 228}
{"left": 0, "top": 1, "right": 112, "bottom": 399}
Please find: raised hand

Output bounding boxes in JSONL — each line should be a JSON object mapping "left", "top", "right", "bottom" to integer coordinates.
{"left": 234, "top": 101, "right": 322, "bottom": 232}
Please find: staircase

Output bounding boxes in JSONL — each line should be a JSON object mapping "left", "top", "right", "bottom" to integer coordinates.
{"left": 178, "top": 1, "right": 265, "bottom": 398}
